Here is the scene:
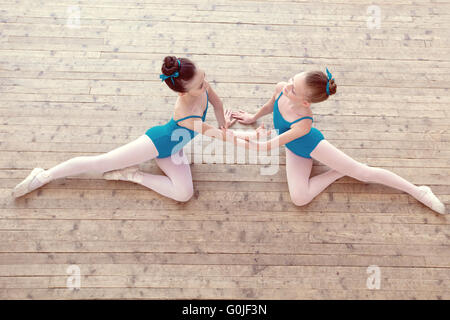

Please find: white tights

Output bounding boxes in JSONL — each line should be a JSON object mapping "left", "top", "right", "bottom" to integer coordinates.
{"left": 287, "top": 139, "right": 426, "bottom": 206}
{"left": 29, "top": 136, "right": 433, "bottom": 206}
{"left": 32, "top": 134, "right": 194, "bottom": 202}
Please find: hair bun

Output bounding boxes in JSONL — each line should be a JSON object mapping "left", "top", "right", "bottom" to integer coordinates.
{"left": 328, "top": 79, "right": 337, "bottom": 95}
{"left": 161, "top": 56, "right": 179, "bottom": 76}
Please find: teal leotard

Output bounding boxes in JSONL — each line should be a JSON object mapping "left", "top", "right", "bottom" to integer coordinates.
{"left": 273, "top": 91, "right": 324, "bottom": 158}
{"left": 145, "top": 91, "right": 209, "bottom": 158}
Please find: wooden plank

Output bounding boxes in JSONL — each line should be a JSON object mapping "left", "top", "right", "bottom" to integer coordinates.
{"left": 1, "top": 287, "right": 448, "bottom": 300}
{"left": 0, "top": 220, "right": 446, "bottom": 246}
{"left": 1, "top": 205, "right": 449, "bottom": 224}
{"left": 0, "top": 275, "right": 448, "bottom": 291}
{"left": 1, "top": 264, "right": 449, "bottom": 280}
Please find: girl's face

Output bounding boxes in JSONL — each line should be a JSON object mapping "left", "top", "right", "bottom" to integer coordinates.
{"left": 283, "top": 71, "right": 310, "bottom": 107}
{"left": 182, "top": 68, "right": 208, "bottom": 96}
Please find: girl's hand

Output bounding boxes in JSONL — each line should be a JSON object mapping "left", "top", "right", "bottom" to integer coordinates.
{"left": 224, "top": 109, "right": 237, "bottom": 129}
{"left": 231, "top": 110, "right": 256, "bottom": 124}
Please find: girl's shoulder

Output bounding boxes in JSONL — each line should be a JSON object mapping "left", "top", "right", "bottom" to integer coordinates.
{"left": 173, "top": 96, "right": 203, "bottom": 120}
{"left": 273, "top": 82, "right": 286, "bottom": 99}
{"left": 173, "top": 98, "right": 190, "bottom": 119}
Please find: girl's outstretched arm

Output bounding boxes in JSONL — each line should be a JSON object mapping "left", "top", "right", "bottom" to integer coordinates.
{"left": 223, "top": 118, "right": 312, "bottom": 152}
{"left": 175, "top": 117, "right": 240, "bottom": 143}
{"left": 224, "top": 109, "right": 270, "bottom": 141}
{"left": 205, "top": 83, "right": 235, "bottom": 129}
{"left": 222, "top": 120, "right": 272, "bottom": 142}
{"left": 231, "top": 82, "right": 285, "bottom": 124}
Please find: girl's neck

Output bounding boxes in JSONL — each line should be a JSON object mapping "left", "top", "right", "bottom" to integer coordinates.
{"left": 283, "top": 96, "right": 310, "bottom": 112}
{"left": 179, "top": 92, "right": 201, "bottom": 104}
{"left": 176, "top": 92, "right": 203, "bottom": 113}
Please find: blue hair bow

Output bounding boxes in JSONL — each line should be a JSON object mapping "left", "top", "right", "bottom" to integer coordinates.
{"left": 159, "top": 59, "right": 181, "bottom": 85}
{"left": 159, "top": 71, "right": 179, "bottom": 85}
{"left": 325, "top": 67, "right": 334, "bottom": 96}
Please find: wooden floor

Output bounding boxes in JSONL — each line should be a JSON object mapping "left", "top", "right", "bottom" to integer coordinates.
{"left": 1, "top": 0, "right": 449, "bottom": 300}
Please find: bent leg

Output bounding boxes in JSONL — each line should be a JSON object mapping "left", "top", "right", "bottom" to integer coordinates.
{"left": 310, "top": 139, "right": 423, "bottom": 199}
{"left": 134, "top": 149, "right": 194, "bottom": 202}
{"left": 286, "top": 149, "right": 345, "bottom": 206}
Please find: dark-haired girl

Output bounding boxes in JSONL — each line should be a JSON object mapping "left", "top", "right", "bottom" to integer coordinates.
{"left": 227, "top": 69, "right": 446, "bottom": 214}
{"left": 13, "top": 56, "right": 235, "bottom": 202}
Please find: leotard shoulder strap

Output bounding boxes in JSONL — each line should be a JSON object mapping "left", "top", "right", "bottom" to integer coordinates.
{"left": 290, "top": 116, "right": 314, "bottom": 125}
{"left": 174, "top": 115, "right": 202, "bottom": 123}
{"left": 203, "top": 90, "right": 209, "bottom": 119}
{"left": 276, "top": 91, "right": 283, "bottom": 102}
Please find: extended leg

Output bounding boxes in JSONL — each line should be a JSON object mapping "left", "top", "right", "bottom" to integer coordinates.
{"left": 13, "top": 134, "right": 159, "bottom": 197}
{"left": 45, "top": 134, "right": 158, "bottom": 179}
{"left": 309, "top": 139, "right": 446, "bottom": 214}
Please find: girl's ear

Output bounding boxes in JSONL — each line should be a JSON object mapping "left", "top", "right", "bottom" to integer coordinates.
{"left": 302, "top": 99, "right": 311, "bottom": 108}
{"left": 178, "top": 92, "right": 185, "bottom": 96}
